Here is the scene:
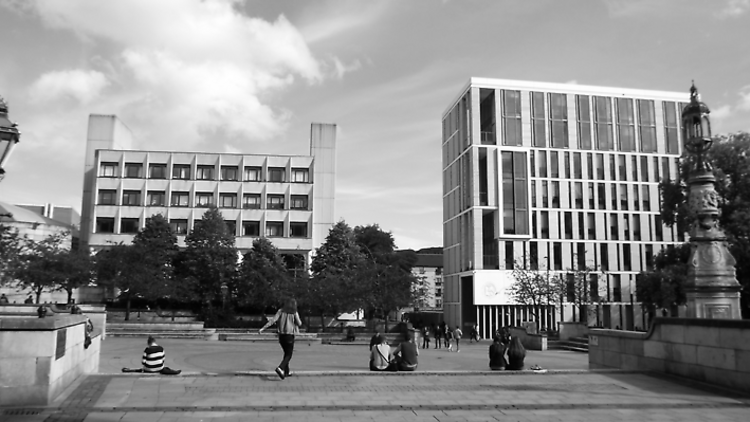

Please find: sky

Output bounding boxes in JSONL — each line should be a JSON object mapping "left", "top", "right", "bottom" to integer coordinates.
{"left": 1, "top": 0, "right": 749, "bottom": 251}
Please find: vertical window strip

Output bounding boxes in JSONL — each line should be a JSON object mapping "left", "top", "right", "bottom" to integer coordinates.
{"left": 549, "top": 92, "right": 568, "bottom": 148}
{"left": 502, "top": 90, "right": 522, "bottom": 146}
{"left": 576, "top": 95, "right": 592, "bottom": 150}
{"left": 637, "top": 99, "right": 657, "bottom": 153}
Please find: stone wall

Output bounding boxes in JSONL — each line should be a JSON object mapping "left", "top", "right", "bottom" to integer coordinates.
{"left": 589, "top": 317, "right": 750, "bottom": 393}
{"left": 0, "top": 315, "right": 100, "bottom": 406}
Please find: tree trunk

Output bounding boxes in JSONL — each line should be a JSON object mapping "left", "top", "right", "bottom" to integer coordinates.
{"left": 67, "top": 289, "right": 73, "bottom": 305}
{"left": 35, "top": 288, "right": 42, "bottom": 304}
{"left": 125, "top": 298, "right": 131, "bottom": 321}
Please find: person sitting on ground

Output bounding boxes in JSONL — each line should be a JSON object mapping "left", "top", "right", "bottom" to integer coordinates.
{"left": 369, "top": 335, "right": 396, "bottom": 372}
{"left": 345, "top": 327, "right": 356, "bottom": 342}
{"left": 24, "top": 295, "right": 34, "bottom": 304}
{"left": 369, "top": 330, "right": 381, "bottom": 351}
{"left": 393, "top": 331, "right": 419, "bottom": 371}
{"left": 122, "top": 336, "right": 181, "bottom": 374}
{"left": 488, "top": 335, "right": 508, "bottom": 370}
{"left": 0, "top": 293, "right": 8, "bottom": 304}
{"left": 506, "top": 336, "right": 526, "bottom": 371}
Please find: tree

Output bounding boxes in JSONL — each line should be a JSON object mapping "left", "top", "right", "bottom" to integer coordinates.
{"left": 0, "top": 224, "right": 25, "bottom": 288}
{"left": 636, "top": 243, "right": 690, "bottom": 323}
{"left": 659, "top": 132, "right": 750, "bottom": 317}
{"left": 132, "top": 214, "right": 179, "bottom": 307}
{"left": 56, "top": 249, "right": 93, "bottom": 304}
{"left": 15, "top": 232, "right": 69, "bottom": 303}
{"left": 510, "top": 259, "right": 558, "bottom": 308}
{"left": 237, "top": 238, "right": 290, "bottom": 312}
{"left": 558, "top": 263, "right": 607, "bottom": 325}
{"left": 174, "top": 207, "right": 237, "bottom": 316}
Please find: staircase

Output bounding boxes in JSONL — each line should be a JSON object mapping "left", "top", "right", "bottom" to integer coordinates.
{"left": 548, "top": 335, "right": 589, "bottom": 352}
{"left": 107, "top": 322, "right": 214, "bottom": 340}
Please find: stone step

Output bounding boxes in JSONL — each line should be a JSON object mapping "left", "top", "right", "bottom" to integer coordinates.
{"left": 108, "top": 332, "right": 213, "bottom": 340}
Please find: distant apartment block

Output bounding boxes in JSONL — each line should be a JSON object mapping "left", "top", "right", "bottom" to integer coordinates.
{"left": 80, "top": 115, "right": 336, "bottom": 264}
{"left": 442, "top": 78, "right": 687, "bottom": 336}
{"left": 411, "top": 247, "right": 443, "bottom": 309}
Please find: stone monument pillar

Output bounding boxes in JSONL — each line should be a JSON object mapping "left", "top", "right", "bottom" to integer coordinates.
{"left": 681, "top": 83, "right": 742, "bottom": 319}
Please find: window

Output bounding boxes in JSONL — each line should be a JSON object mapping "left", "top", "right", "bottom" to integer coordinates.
{"left": 623, "top": 244, "right": 632, "bottom": 271}
{"left": 549, "top": 92, "right": 568, "bottom": 148}
{"left": 596, "top": 154, "right": 605, "bottom": 180}
{"left": 610, "top": 213, "right": 619, "bottom": 240}
{"left": 638, "top": 100, "right": 657, "bottom": 153}
{"left": 98, "top": 190, "right": 116, "bottom": 205}
{"left": 504, "top": 241, "right": 514, "bottom": 269}
{"left": 268, "top": 167, "right": 285, "bottom": 182}
{"left": 618, "top": 155, "right": 627, "bottom": 181}
{"left": 290, "top": 222, "right": 308, "bottom": 238}
{"left": 611, "top": 184, "right": 618, "bottom": 210}
{"left": 96, "top": 217, "right": 115, "bottom": 233}
{"left": 502, "top": 90, "right": 522, "bottom": 146}
{"left": 122, "top": 190, "right": 141, "bottom": 206}
{"left": 291, "top": 168, "right": 309, "bottom": 183}
{"left": 171, "top": 191, "right": 189, "bottom": 207}
{"left": 597, "top": 183, "right": 606, "bottom": 209}
{"left": 654, "top": 157, "right": 660, "bottom": 182}
{"left": 620, "top": 184, "right": 628, "bottom": 210}
{"left": 244, "top": 166, "right": 261, "bottom": 181}
{"left": 530, "top": 151, "right": 535, "bottom": 177}
{"left": 564, "top": 212, "right": 573, "bottom": 239}
{"left": 600, "top": 243, "right": 609, "bottom": 271}
{"left": 243, "top": 194, "right": 261, "bottom": 209}
{"left": 100, "top": 162, "right": 118, "bottom": 177}
{"left": 610, "top": 155, "right": 616, "bottom": 180}
{"left": 221, "top": 166, "right": 239, "bottom": 181}
{"left": 573, "top": 153, "right": 582, "bottom": 179}
{"left": 120, "top": 218, "right": 139, "bottom": 234}
{"left": 539, "top": 151, "right": 548, "bottom": 178}
{"left": 566, "top": 273, "right": 576, "bottom": 302}
{"left": 124, "top": 163, "right": 143, "bottom": 178}
{"left": 578, "top": 213, "right": 585, "bottom": 239}
{"left": 633, "top": 186, "right": 640, "bottom": 211}
{"left": 645, "top": 244, "right": 654, "bottom": 270}
{"left": 266, "top": 221, "right": 284, "bottom": 237}
{"left": 531, "top": 182, "right": 537, "bottom": 207}
{"left": 550, "top": 151, "right": 559, "bottom": 178}
{"left": 631, "top": 156, "right": 638, "bottom": 182}
{"left": 501, "top": 152, "right": 529, "bottom": 235}
{"left": 196, "top": 192, "right": 214, "bottom": 207}
{"left": 564, "top": 152, "right": 571, "bottom": 179}
{"left": 541, "top": 181, "right": 549, "bottom": 207}
{"left": 587, "top": 213, "right": 596, "bottom": 239}
{"left": 149, "top": 164, "right": 167, "bottom": 179}
{"left": 553, "top": 242, "right": 562, "bottom": 270}
{"left": 633, "top": 214, "right": 641, "bottom": 241}
{"left": 173, "top": 164, "right": 190, "bottom": 180}
{"left": 224, "top": 220, "right": 236, "bottom": 235}
{"left": 576, "top": 95, "right": 592, "bottom": 150}
{"left": 662, "top": 157, "right": 671, "bottom": 181}
{"left": 551, "top": 181, "right": 560, "bottom": 208}
{"left": 242, "top": 221, "right": 260, "bottom": 236}
{"left": 196, "top": 165, "right": 214, "bottom": 180}
{"left": 169, "top": 219, "right": 188, "bottom": 235}
{"left": 219, "top": 193, "right": 237, "bottom": 208}
{"left": 267, "top": 194, "right": 285, "bottom": 210}
{"left": 540, "top": 211, "right": 549, "bottom": 239}
{"left": 574, "top": 182, "right": 583, "bottom": 209}
{"left": 147, "top": 191, "right": 165, "bottom": 206}
{"left": 593, "top": 96, "right": 613, "bottom": 150}
{"left": 642, "top": 185, "right": 650, "bottom": 211}
{"left": 529, "top": 242, "right": 538, "bottom": 270}
{"left": 616, "top": 98, "right": 635, "bottom": 152}
{"left": 623, "top": 214, "right": 631, "bottom": 240}
{"left": 655, "top": 215, "right": 663, "bottom": 241}
{"left": 589, "top": 274, "right": 599, "bottom": 301}
{"left": 290, "top": 195, "right": 309, "bottom": 210}
{"left": 663, "top": 101, "right": 680, "bottom": 154}
{"left": 641, "top": 156, "right": 649, "bottom": 182}
{"left": 531, "top": 91, "right": 546, "bottom": 147}
{"left": 588, "top": 183, "right": 595, "bottom": 209}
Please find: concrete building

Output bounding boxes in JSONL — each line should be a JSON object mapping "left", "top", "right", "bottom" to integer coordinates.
{"left": 79, "top": 115, "right": 336, "bottom": 264}
{"left": 442, "top": 78, "right": 686, "bottom": 337}
{"left": 411, "top": 247, "right": 443, "bottom": 310}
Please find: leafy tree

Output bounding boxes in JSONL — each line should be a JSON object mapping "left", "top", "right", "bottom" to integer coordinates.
{"left": 133, "top": 214, "right": 179, "bottom": 305}
{"left": 15, "top": 232, "right": 69, "bottom": 303}
{"left": 174, "top": 207, "right": 237, "bottom": 316}
{"left": 558, "top": 263, "right": 607, "bottom": 325}
{"left": 510, "top": 259, "right": 559, "bottom": 308}
{"left": 56, "top": 249, "right": 93, "bottom": 304}
{"left": 636, "top": 243, "right": 690, "bottom": 323}
{"left": 237, "top": 238, "right": 291, "bottom": 312}
{"left": 0, "top": 224, "right": 25, "bottom": 288}
{"left": 659, "top": 132, "right": 750, "bottom": 317}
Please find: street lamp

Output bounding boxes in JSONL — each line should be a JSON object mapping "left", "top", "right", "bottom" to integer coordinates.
{"left": 0, "top": 97, "right": 21, "bottom": 183}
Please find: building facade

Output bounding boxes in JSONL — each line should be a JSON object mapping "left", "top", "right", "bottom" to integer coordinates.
{"left": 79, "top": 115, "right": 336, "bottom": 264}
{"left": 411, "top": 247, "right": 443, "bottom": 310}
{"left": 442, "top": 78, "right": 687, "bottom": 337}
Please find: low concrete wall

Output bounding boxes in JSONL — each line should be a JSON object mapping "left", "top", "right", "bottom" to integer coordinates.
{"left": 0, "top": 315, "right": 100, "bottom": 406}
{"left": 509, "top": 326, "right": 547, "bottom": 351}
{"left": 558, "top": 322, "right": 588, "bottom": 341}
{"left": 589, "top": 317, "right": 750, "bottom": 393}
{"left": 1, "top": 304, "right": 107, "bottom": 340}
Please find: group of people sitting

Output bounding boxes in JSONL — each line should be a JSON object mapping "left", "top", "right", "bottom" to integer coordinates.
{"left": 369, "top": 331, "right": 419, "bottom": 372}
{"left": 489, "top": 328, "right": 526, "bottom": 370}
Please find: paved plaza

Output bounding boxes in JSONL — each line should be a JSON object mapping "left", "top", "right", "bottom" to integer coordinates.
{"left": 3, "top": 338, "right": 749, "bottom": 421}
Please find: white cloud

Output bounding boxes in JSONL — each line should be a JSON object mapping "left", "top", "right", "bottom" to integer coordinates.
{"left": 711, "top": 104, "right": 733, "bottom": 120}
{"left": 298, "top": 1, "right": 387, "bottom": 44}
{"left": 29, "top": 69, "right": 109, "bottom": 104}
{"left": 715, "top": 0, "right": 750, "bottom": 18}
{"left": 738, "top": 85, "right": 750, "bottom": 111}
{"left": 332, "top": 57, "right": 363, "bottom": 79}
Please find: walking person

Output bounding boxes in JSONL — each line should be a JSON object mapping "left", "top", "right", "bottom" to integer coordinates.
{"left": 469, "top": 324, "right": 480, "bottom": 343}
{"left": 445, "top": 326, "right": 453, "bottom": 352}
{"left": 453, "top": 325, "right": 463, "bottom": 352}
{"left": 259, "top": 297, "right": 303, "bottom": 380}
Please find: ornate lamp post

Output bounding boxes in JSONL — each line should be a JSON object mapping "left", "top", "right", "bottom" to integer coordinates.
{"left": 681, "top": 83, "right": 741, "bottom": 319}
{"left": 0, "top": 97, "right": 21, "bottom": 183}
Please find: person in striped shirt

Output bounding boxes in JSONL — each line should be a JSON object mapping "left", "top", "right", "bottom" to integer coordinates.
{"left": 142, "top": 336, "right": 165, "bottom": 373}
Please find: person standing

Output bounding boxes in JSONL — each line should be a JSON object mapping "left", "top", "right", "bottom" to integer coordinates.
{"left": 432, "top": 323, "right": 441, "bottom": 349}
{"left": 453, "top": 325, "right": 463, "bottom": 352}
{"left": 259, "top": 297, "right": 303, "bottom": 380}
{"left": 421, "top": 325, "right": 430, "bottom": 349}
{"left": 469, "top": 324, "right": 480, "bottom": 343}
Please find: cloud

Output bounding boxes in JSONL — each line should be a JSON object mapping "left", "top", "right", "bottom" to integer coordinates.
{"left": 711, "top": 104, "right": 733, "bottom": 120}
{"left": 331, "top": 57, "right": 363, "bottom": 79}
{"left": 298, "top": 1, "right": 387, "bottom": 44}
{"left": 738, "top": 84, "right": 750, "bottom": 111}
{"left": 715, "top": 0, "right": 750, "bottom": 18}
{"left": 29, "top": 69, "right": 109, "bottom": 104}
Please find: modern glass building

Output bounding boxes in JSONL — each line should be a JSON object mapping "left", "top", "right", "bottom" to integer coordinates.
{"left": 442, "top": 78, "right": 687, "bottom": 337}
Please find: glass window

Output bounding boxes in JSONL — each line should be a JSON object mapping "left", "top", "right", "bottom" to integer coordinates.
{"left": 551, "top": 181, "right": 560, "bottom": 208}
{"left": 588, "top": 183, "right": 595, "bottom": 209}
{"left": 149, "top": 164, "right": 167, "bottom": 179}
{"left": 576, "top": 95, "right": 592, "bottom": 150}
{"left": 645, "top": 244, "right": 653, "bottom": 270}
{"left": 631, "top": 156, "right": 638, "bottom": 181}
{"left": 633, "top": 214, "right": 641, "bottom": 241}
{"left": 501, "top": 151, "right": 528, "bottom": 235}
{"left": 291, "top": 168, "right": 309, "bottom": 183}
{"left": 98, "top": 190, "right": 116, "bottom": 205}
{"left": 171, "top": 191, "right": 189, "bottom": 207}
{"left": 587, "top": 213, "right": 596, "bottom": 239}
{"left": 662, "top": 157, "right": 671, "bottom": 181}
{"left": 633, "top": 186, "right": 640, "bottom": 211}
{"left": 549, "top": 93, "right": 568, "bottom": 148}
{"left": 124, "top": 163, "right": 143, "bottom": 178}
{"left": 578, "top": 214, "right": 585, "bottom": 239}
{"left": 505, "top": 241, "right": 514, "bottom": 269}
{"left": 100, "top": 162, "right": 118, "bottom": 177}
{"left": 641, "top": 156, "right": 649, "bottom": 182}
{"left": 539, "top": 151, "right": 548, "bottom": 178}
{"left": 620, "top": 183, "right": 628, "bottom": 210}
{"left": 220, "top": 193, "right": 237, "bottom": 208}
{"left": 553, "top": 242, "right": 562, "bottom": 270}
{"left": 623, "top": 244, "right": 632, "bottom": 271}
{"left": 574, "top": 182, "right": 583, "bottom": 209}
{"left": 642, "top": 185, "right": 651, "bottom": 211}
{"left": 530, "top": 151, "right": 536, "bottom": 177}
{"left": 221, "top": 166, "right": 239, "bottom": 181}
{"left": 611, "top": 184, "right": 618, "bottom": 210}
{"left": 96, "top": 217, "right": 115, "bottom": 233}
{"left": 619, "top": 155, "right": 627, "bottom": 181}
{"left": 638, "top": 99, "right": 657, "bottom": 153}
{"left": 596, "top": 154, "right": 605, "bottom": 180}
{"left": 122, "top": 190, "right": 141, "bottom": 206}
{"left": 266, "top": 221, "right": 284, "bottom": 237}
{"left": 616, "top": 98, "right": 635, "bottom": 152}
{"left": 593, "top": 96, "right": 613, "bottom": 150}
{"left": 147, "top": 191, "right": 165, "bottom": 206}
{"left": 564, "top": 152, "right": 571, "bottom": 179}
{"left": 267, "top": 194, "right": 285, "bottom": 210}
{"left": 597, "top": 183, "right": 606, "bottom": 209}
{"left": 663, "top": 102, "right": 680, "bottom": 154}
{"left": 502, "top": 90, "right": 522, "bottom": 146}
{"left": 243, "top": 194, "right": 261, "bottom": 209}
{"left": 540, "top": 211, "right": 549, "bottom": 239}
{"left": 573, "top": 153, "right": 582, "bottom": 179}
{"left": 610, "top": 155, "right": 616, "bottom": 180}
{"left": 290, "top": 222, "right": 308, "bottom": 238}
{"left": 550, "top": 151, "right": 559, "bottom": 178}
{"left": 244, "top": 166, "right": 262, "bottom": 181}
{"left": 224, "top": 220, "right": 236, "bottom": 236}
{"left": 242, "top": 221, "right": 260, "bottom": 236}
{"left": 196, "top": 192, "right": 214, "bottom": 207}
{"left": 586, "top": 154, "right": 593, "bottom": 180}
{"left": 169, "top": 219, "right": 188, "bottom": 235}
{"left": 196, "top": 165, "right": 214, "bottom": 180}
{"left": 655, "top": 215, "right": 663, "bottom": 241}
{"left": 531, "top": 91, "right": 546, "bottom": 147}
{"left": 268, "top": 167, "right": 286, "bottom": 182}
{"left": 653, "top": 157, "right": 660, "bottom": 182}
{"left": 541, "top": 181, "right": 549, "bottom": 208}
{"left": 609, "top": 213, "right": 619, "bottom": 240}
{"left": 173, "top": 164, "right": 190, "bottom": 180}
{"left": 120, "top": 218, "right": 139, "bottom": 234}
{"left": 290, "top": 195, "right": 309, "bottom": 210}
{"left": 564, "top": 212, "right": 573, "bottom": 239}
